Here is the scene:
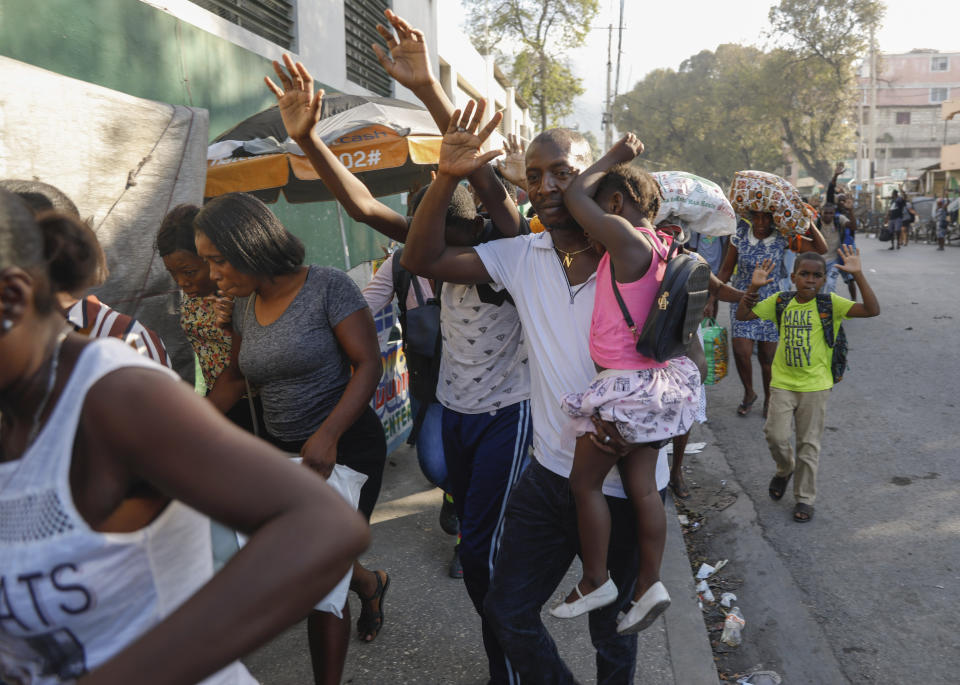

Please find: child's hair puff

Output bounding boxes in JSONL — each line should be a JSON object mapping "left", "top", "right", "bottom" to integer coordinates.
{"left": 596, "top": 164, "right": 662, "bottom": 222}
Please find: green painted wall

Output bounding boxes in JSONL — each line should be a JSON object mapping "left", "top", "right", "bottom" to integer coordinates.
{"left": 0, "top": 0, "right": 401, "bottom": 266}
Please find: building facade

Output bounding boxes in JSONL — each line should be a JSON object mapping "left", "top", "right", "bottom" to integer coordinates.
{"left": 858, "top": 49, "right": 960, "bottom": 183}
{"left": 0, "top": 0, "right": 530, "bottom": 267}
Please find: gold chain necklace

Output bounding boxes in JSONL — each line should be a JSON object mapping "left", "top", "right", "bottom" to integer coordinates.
{"left": 553, "top": 244, "right": 592, "bottom": 268}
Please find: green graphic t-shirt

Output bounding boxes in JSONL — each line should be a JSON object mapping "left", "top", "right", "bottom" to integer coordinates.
{"left": 752, "top": 292, "right": 854, "bottom": 392}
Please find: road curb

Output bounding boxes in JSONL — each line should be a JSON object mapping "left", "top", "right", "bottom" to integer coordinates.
{"left": 662, "top": 495, "right": 721, "bottom": 685}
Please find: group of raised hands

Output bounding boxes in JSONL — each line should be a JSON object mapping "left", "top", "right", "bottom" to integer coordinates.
{"left": 260, "top": 9, "right": 530, "bottom": 195}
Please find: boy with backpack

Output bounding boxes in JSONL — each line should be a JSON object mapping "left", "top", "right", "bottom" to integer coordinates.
{"left": 735, "top": 246, "right": 880, "bottom": 522}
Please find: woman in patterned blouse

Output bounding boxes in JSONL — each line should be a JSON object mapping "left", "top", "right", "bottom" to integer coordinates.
{"left": 157, "top": 205, "right": 257, "bottom": 430}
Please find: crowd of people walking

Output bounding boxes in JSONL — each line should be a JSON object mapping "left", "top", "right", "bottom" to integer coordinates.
{"left": 1, "top": 8, "right": 888, "bottom": 685}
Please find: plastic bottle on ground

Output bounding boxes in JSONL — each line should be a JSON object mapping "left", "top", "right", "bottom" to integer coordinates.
{"left": 720, "top": 606, "right": 745, "bottom": 646}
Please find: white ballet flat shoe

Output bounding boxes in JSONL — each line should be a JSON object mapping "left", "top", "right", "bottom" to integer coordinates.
{"left": 549, "top": 577, "right": 619, "bottom": 619}
{"left": 616, "top": 581, "right": 670, "bottom": 634}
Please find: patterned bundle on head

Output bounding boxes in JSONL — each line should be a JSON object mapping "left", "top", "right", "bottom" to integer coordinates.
{"left": 728, "top": 170, "right": 813, "bottom": 237}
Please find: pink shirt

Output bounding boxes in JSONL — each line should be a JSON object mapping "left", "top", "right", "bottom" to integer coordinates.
{"left": 589, "top": 226, "right": 670, "bottom": 371}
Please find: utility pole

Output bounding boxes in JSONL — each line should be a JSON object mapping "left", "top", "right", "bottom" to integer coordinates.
{"left": 603, "top": 24, "right": 613, "bottom": 150}
{"left": 613, "top": 0, "right": 625, "bottom": 108}
{"left": 869, "top": 24, "right": 878, "bottom": 209}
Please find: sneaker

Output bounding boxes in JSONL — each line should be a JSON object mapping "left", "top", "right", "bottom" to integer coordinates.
{"left": 549, "top": 577, "right": 618, "bottom": 619}
{"left": 439, "top": 494, "right": 459, "bottom": 536}
{"left": 616, "top": 581, "right": 671, "bottom": 635}
{"left": 448, "top": 544, "right": 463, "bottom": 579}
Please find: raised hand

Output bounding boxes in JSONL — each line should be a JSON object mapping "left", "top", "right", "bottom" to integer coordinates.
{"left": 607, "top": 132, "right": 644, "bottom": 165}
{"left": 750, "top": 258, "right": 776, "bottom": 290}
{"left": 438, "top": 100, "right": 503, "bottom": 179}
{"left": 835, "top": 245, "right": 862, "bottom": 274}
{"left": 372, "top": 9, "right": 434, "bottom": 91}
{"left": 264, "top": 54, "right": 322, "bottom": 142}
{"left": 496, "top": 133, "right": 527, "bottom": 188}
{"left": 834, "top": 162, "right": 846, "bottom": 177}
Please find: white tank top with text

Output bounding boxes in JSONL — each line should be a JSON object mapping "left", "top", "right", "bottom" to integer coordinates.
{"left": 0, "top": 339, "right": 255, "bottom": 684}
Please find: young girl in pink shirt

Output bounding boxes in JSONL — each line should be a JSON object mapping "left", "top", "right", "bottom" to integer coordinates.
{"left": 552, "top": 134, "right": 700, "bottom": 634}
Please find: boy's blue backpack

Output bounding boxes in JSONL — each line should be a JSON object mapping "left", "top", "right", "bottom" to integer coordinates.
{"left": 775, "top": 292, "right": 848, "bottom": 383}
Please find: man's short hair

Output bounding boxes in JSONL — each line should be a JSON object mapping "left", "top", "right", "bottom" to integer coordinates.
{"left": 529, "top": 128, "right": 593, "bottom": 168}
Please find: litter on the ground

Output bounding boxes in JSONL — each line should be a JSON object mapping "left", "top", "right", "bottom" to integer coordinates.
{"left": 720, "top": 592, "right": 737, "bottom": 607}
{"left": 696, "top": 563, "right": 715, "bottom": 579}
{"left": 695, "top": 580, "right": 715, "bottom": 603}
{"left": 678, "top": 514, "right": 689, "bottom": 525}
{"left": 737, "top": 670, "right": 782, "bottom": 685}
{"left": 666, "top": 441, "right": 706, "bottom": 455}
{"left": 720, "top": 606, "right": 745, "bottom": 646}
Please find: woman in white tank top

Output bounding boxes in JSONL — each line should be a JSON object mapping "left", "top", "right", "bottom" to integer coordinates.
{"left": 0, "top": 193, "right": 370, "bottom": 683}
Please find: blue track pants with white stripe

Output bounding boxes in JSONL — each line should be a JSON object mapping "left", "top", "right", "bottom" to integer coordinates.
{"left": 442, "top": 399, "right": 532, "bottom": 685}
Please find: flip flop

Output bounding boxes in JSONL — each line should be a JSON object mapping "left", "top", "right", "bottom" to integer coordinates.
{"left": 669, "top": 479, "right": 691, "bottom": 500}
{"left": 356, "top": 571, "right": 390, "bottom": 642}
{"left": 736, "top": 395, "right": 757, "bottom": 417}
{"left": 768, "top": 473, "right": 792, "bottom": 500}
{"left": 793, "top": 503, "right": 814, "bottom": 523}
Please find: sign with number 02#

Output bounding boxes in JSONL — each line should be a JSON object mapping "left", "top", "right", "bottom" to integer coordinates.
{"left": 339, "top": 149, "right": 383, "bottom": 169}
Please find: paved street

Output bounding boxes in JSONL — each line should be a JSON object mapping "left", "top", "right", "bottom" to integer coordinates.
{"left": 242, "top": 441, "right": 712, "bottom": 685}
{"left": 243, "top": 236, "right": 958, "bottom": 685}
{"left": 686, "top": 236, "right": 960, "bottom": 683}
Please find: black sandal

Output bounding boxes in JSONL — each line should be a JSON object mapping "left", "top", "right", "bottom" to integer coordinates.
{"left": 768, "top": 473, "right": 792, "bottom": 500}
{"left": 793, "top": 503, "right": 814, "bottom": 523}
{"left": 356, "top": 571, "right": 390, "bottom": 642}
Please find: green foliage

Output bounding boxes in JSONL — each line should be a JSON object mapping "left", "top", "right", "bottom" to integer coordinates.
{"left": 463, "top": 0, "right": 599, "bottom": 131}
{"left": 614, "top": 0, "right": 884, "bottom": 187}
{"left": 614, "top": 45, "right": 784, "bottom": 188}
{"left": 765, "top": 0, "right": 884, "bottom": 184}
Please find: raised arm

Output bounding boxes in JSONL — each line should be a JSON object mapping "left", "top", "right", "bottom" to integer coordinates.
{"left": 564, "top": 133, "right": 653, "bottom": 282}
{"left": 807, "top": 223, "right": 828, "bottom": 254}
{"left": 826, "top": 162, "right": 844, "bottom": 205}
{"left": 496, "top": 133, "right": 528, "bottom": 191}
{"left": 735, "top": 258, "right": 777, "bottom": 321}
{"left": 401, "top": 104, "right": 500, "bottom": 284}
{"left": 835, "top": 246, "right": 880, "bottom": 318}
{"left": 372, "top": 9, "right": 525, "bottom": 237}
{"left": 266, "top": 55, "right": 409, "bottom": 242}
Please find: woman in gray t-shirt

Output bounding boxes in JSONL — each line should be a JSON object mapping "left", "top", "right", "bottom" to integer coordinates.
{"left": 195, "top": 192, "right": 389, "bottom": 677}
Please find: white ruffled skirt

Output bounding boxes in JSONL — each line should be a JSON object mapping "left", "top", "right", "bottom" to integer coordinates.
{"left": 561, "top": 357, "right": 701, "bottom": 445}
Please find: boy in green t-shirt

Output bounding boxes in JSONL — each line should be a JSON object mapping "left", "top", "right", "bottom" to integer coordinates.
{"left": 735, "top": 247, "right": 880, "bottom": 522}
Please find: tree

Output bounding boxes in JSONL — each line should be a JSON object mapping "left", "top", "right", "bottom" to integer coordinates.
{"left": 765, "top": 0, "right": 885, "bottom": 184}
{"left": 463, "top": 0, "right": 600, "bottom": 131}
{"left": 614, "top": 45, "right": 784, "bottom": 188}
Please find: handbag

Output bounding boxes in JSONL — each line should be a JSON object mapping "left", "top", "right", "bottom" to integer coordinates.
{"left": 609, "top": 231, "right": 711, "bottom": 363}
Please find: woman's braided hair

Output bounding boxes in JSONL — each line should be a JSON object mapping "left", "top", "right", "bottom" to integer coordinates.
{"left": 595, "top": 163, "right": 662, "bottom": 222}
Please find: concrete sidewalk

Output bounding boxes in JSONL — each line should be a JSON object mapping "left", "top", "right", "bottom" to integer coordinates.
{"left": 243, "top": 442, "right": 718, "bottom": 684}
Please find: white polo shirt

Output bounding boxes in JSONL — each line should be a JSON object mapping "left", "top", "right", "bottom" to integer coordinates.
{"left": 474, "top": 231, "right": 669, "bottom": 497}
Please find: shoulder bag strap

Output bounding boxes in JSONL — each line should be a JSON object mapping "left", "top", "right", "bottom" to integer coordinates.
{"left": 775, "top": 291, "right": 795, "bottom": 330}
{"left": 409, "top": 273, "right": 427, "bottom": 307}
{"left": 608, "top": 262, "right": 639, "bottom": 342}
{"left": 815, "top": 294, "right": 836, "bottom": 348}
{"left": 242, "top": 295, "right": 260, "bottom": 437}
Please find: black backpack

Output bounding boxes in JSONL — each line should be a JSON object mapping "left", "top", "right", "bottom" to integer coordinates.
{"left": 610, "top": 231, "right": 711, "bottom": 363}
{"left": 391, "top": 248, "right": 442, "bottom": 442}
{"left": 775, "top": 292, "right": 848, "bottom": 383}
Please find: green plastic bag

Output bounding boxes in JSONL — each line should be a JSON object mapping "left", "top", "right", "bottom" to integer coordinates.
{"left": 700, "top": 317, "right": 728, "bottom": 385}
